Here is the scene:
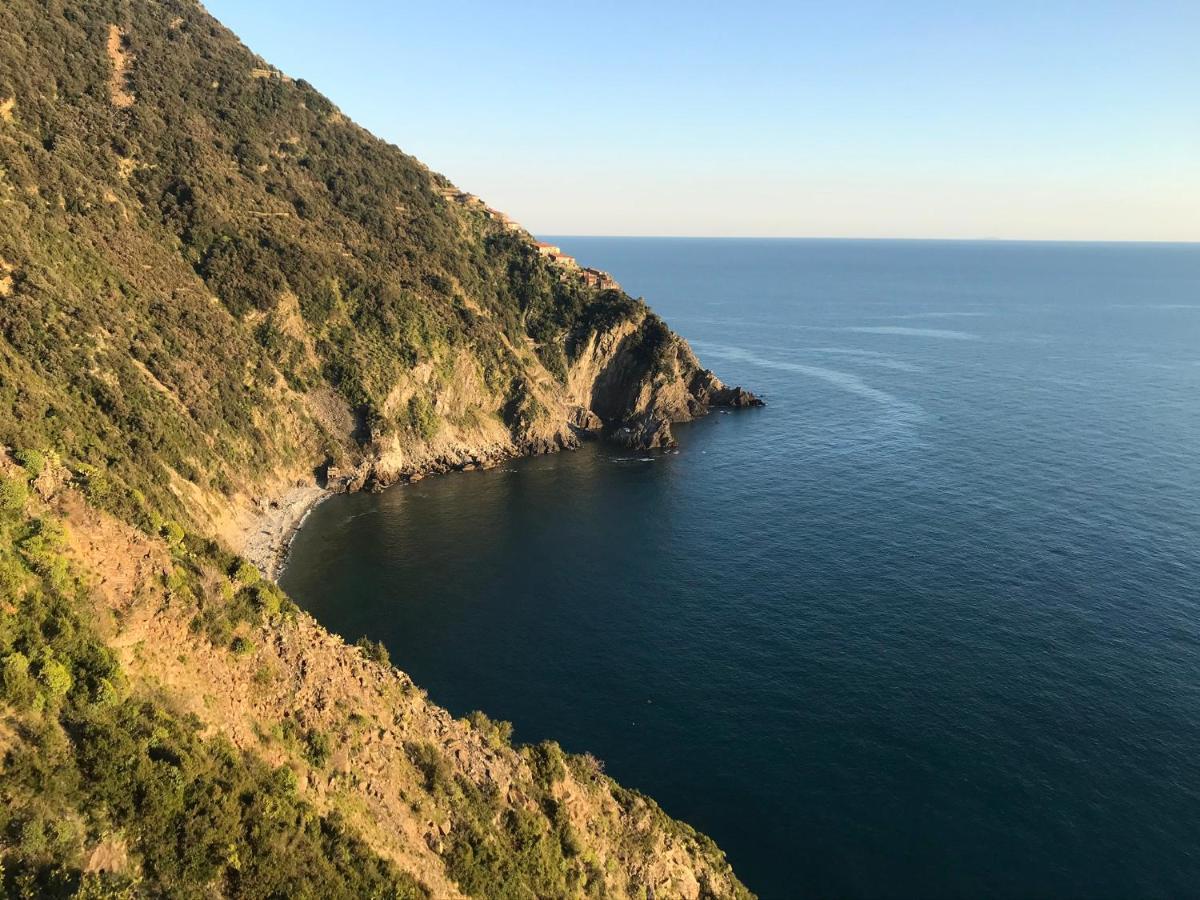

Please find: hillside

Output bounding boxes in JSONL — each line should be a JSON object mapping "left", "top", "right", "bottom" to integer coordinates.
{"left": 0, "top": 1, "right": 757, "bottom": 896}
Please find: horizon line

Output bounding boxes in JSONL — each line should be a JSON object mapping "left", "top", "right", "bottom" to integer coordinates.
{"left": 539, "top": 234, "right": 1200, "bottom": 246}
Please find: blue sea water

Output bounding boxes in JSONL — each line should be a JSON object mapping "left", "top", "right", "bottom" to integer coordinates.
{"left": 282, "top": 239, "right": 1200, "bottom": 898}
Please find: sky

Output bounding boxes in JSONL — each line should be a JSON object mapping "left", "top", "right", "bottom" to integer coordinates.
{"left": 203, "top": 1, "right": 1199, "bottom": 241}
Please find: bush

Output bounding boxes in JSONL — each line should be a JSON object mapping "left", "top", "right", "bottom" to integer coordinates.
{"left": 304, "top": 729, "right": 331, "bottom": 768}
{"left": 526, "top": 741, "right": 567, "bottom": 789}
{"left": 252, "top": 582, "right": 283, "bottom": 617}
{"left": 406, "top": 394, "right": 438, "bottom": 442}
{"left": 0, "top": 553, "right": 25, "bottom": 596}
{"left": 230, "top": 635, "right": 253, "bottom": 656}
{"left": 2, "top": 652, "right": 36, "bottom": 707}
{"left": 405, "top": 741, "right": 454, "bottom": 796}
{"left": 13, "top": 449, "right": 46, "bottom": 478}
{"left": 467, "top": 710, "right": 514, "bottom": 749}
{"left": 0, "top": 475, "right": 28, "bottom": 516}
{"left": 160, "top": 520, "right": 185, "bottom": 547}
{"left": 18, "top": 518, "right": 69, "bottom": 588}
{"left": 231, "top": 558, "right": 260, "bottom": 586}
{"left": 93, "top": 677, "right": 119, "bottom": 707}
{"left": 354, "top": 636, "right": 390, "bottom": 667}
{"left": 36, "top": 654, "right": 73, "bottom": 699}
{"left": 73, "top": 463, "right": 115, "bottom": 508}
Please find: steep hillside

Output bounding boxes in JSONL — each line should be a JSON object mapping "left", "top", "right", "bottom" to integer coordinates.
{"left": 0, "top": 0, "right": 758, "bottom": 541}
{"left": 0, "top": 1, "right": 758, "bottom": 896}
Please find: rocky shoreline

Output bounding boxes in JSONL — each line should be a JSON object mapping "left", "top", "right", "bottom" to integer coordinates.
{"left": 241, "top": 485, "right": 331, "bottom": 580}
{"left": 240, "top": 444, "right": 552, "bottom": 582}
{"left": 242, "top": 370, "right": 764, "bottom": 581}
{"left": 254, "top": 441, "right": 565, "bottom": 581}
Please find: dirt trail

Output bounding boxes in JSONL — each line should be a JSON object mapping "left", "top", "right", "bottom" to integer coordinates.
{"left": 106, "top": 25, "right": 135, "bottom": 108}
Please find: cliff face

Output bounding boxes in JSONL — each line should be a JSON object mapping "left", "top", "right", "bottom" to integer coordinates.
{"left": 326, "top": 306, "right": 761, "bottom": 492}
{"left": 0, "top": 1, "right": 757, "bottom": 895}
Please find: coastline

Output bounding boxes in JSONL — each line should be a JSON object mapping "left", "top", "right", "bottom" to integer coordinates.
{"left": 244, "top": 448, "right": 538, "bottom": 581}
{"left": 245, "top": 394, "right": 763, "bottom": 582}
{"left": 241, "top": 485, "right": 330, "bottom": 580}
{"left": 253, "top": 445, "right": 549, "bottom": 582}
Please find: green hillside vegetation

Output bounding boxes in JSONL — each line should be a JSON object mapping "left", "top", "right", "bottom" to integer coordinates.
{"left": 0, "top": 0, "right": 754, "bottom": 896}
{"left": 0, "top": 466, "right": 424, "bottom": 898}
{"left": 0, "top": 0, "right": 677, "bottom": 531}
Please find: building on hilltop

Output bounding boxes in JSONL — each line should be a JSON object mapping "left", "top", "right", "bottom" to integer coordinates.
{"left": 533, "top": 241, "right": 578, "bottom": 268}
{"left": 581, "top": 267, "right": 619, "bottom": 290}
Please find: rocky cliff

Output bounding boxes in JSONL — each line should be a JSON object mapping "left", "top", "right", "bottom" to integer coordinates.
{"left": 326, "top": 305, "right": 762, "bottom": 494}
{"left": 0, "top": 1, "right": 758, "bottom": 895}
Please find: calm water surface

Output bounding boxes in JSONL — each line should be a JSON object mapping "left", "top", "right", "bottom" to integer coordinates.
{"left": 283, "top": 239, "right": 1200, "bottom": 898}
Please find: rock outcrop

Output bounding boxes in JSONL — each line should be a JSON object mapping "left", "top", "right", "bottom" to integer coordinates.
{"left": 579, "top": 315, "right": 764, "bottom": 449}
{"left": 306, "top": 308, "right": 761, "bottom": 494}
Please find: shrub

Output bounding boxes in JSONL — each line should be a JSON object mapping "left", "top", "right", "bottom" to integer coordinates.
{"left": 0, "top": 475, "right": 28, "bottom": 516}
{"left": 2, "top": 652, "right": 36, "bottom": 707}
{"left": 74, "top": 463, "right": 115, "bottom": 508}
{"left": 160, "top": 520, "right": 186, "bottom": 547}
{"left": 231, "top": 558, "right": 260, "bottom": 586}
{"left": 93, "top": 677, "right": 119, "bottom": 707}
{"left": 0, "top": 553, "right": 25, "bottom": 596}
{"left": 467, "top": 710, "right": 514, "bottom": 749}
{"left": 355, "top": 636, "right": 390, "bottom": 666}
{"left": 13, "top": 449, "right": 46, "bottom": 478}
{"left": 405, "top": 741, "right": 453, "bottom": 795}
{"left": 406, "top": 394, "right": 438, "bottom": 442}
{"left": 18, "top": 518, "right": 69, "bottom": 588}
{"left": 37, "top": 655, "right": 73, "bottom": 699}
{"left": 230, "top": 635, "right": 253, "bottom": 656}
{"left": 526, "top": 741, "right": 567, "bottom": 789}
{"left": 304, "top": 729, "right": 331, "bottom": 768}
{"left": 252, "top": 582, "right": 283, "bottom": 616}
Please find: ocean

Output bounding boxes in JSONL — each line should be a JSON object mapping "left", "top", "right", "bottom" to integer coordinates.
{"left": 281, "top": 238, "right": 1200, "bottom": 898}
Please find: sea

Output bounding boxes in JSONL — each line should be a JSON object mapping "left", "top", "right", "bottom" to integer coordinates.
{"left": 281, "top": 238, "right": 1200, "bottom": 898}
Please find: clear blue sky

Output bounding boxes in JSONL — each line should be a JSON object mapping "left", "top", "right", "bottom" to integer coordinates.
{"left": 204, "top": 0, "right": 1198, "bottom": 241}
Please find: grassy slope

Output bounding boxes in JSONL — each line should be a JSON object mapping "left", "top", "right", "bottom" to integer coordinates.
{"left": 0, "top": 1, "right": 753, "bottom": 897}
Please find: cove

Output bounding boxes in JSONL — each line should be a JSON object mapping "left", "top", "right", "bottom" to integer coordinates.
{"left": 282, "top": 238, "right": 1200, "bottom": 898}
